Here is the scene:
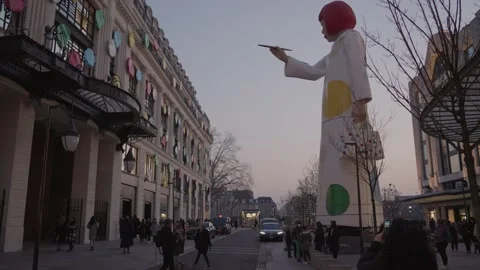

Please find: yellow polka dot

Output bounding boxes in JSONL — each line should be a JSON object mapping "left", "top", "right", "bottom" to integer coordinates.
{"left": 323, "top": 80, "right": 352, "bottom": 119}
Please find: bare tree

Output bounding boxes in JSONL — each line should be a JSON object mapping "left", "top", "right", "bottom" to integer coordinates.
{"left": 209, "top": 130, "right": 253, "bottom": 211}
{"left": 279, "top": 156, "right": 319, "bottom": 226}
{"left": 332, "top": 107, "right": 390, "bottom": 232}
{"left": 382, "top": 183, "right": 402, "bottom": 220}
{"left": 364, "top": 0, "right": 480, "bottom": 235}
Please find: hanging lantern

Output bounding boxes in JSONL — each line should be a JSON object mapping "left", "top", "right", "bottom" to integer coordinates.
{"left": 62, "top": 119, "right": 80, "bottom": 152}
{"left": 123, "top": 147, "right": 136, "bottom": 173}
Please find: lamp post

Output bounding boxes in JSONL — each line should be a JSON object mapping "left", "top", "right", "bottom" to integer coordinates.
{"left": 345, "top": 142, "right": 364, "bottom": 254}
{"left": 456, "top": 179, "right": 469, "bottom": 219}
{"left": 123, "top": 146, "right": 136, "bottom": 173}
{"left": 33, "top": 105, "right": 80, "bottom": 270}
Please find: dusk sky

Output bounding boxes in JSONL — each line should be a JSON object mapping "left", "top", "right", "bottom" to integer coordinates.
{"left": 147, "top": 0, "right": 478, "bottom": 203}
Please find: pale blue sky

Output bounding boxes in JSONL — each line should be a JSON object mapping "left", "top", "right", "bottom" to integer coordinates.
{"left": 147, "top": 0, "right": 478, "bottom": 203}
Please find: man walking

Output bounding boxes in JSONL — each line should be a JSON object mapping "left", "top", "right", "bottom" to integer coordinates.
{"left": 156, "top": 219, "right": 176, "bottom": 270}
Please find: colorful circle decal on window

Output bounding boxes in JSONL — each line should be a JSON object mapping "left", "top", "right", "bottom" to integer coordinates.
{"left": 108, "top": 39, "right": 116, "bottom": 57}
{"left": 126, "top": 58, "right": 134, "bottom": 77}
{"left": 128, "top": 32, "right": 135, "bottom": 48}
{"left": 94, "top": 10, "right": 105, "bottom": 30}
{"left": 112, "top": 75, "right": 121, "bottom": 88}
{"left": 83, "top": 48, "right": 96, "bottom": 67}
{"left": 113, "top": 31, "right": 122, "bottom": 48}
{"left": 135, "top": 69, "right": 142, "bottom": 82}
{"left": 55, "top": 24, "right": 71, "bottom": 49}
{"left": 67, "top": 50, "right": 82, "bottom": 69}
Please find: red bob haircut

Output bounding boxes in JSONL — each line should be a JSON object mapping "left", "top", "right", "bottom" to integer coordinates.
{"left": 318, "top": 1, "right": 356, "bottom": 36}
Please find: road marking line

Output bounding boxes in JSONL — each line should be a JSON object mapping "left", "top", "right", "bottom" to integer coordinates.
{"left": 208, "top": 251, "right": 260, "bottom": 255}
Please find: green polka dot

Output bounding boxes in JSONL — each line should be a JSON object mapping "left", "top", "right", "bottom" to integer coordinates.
{"left": 326, "top": 184, "right": 350, "bottom": 216}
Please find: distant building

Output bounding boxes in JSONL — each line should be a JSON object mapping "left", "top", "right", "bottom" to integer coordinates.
{"left": 256, "top": 196, "right": 277, "bottom": 219}
{"left": 211, "top": 189, "right": 256, "bottom": 219}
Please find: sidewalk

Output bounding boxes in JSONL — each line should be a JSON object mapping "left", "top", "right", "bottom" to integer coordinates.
{"left": 0, "top": 228, "right": 248, "bottom": 270}
{"left": 333, "top": 244, "right": 479, "bottom": 270}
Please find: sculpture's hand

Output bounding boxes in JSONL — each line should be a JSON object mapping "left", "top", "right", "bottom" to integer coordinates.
{"left": 270, "top": 46, "right": 289, "bottom": 63}
{"left": 352, "top": 101, "right": 367, "bottom": 123}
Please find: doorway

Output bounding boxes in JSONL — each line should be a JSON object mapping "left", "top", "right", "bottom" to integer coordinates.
{"left": 122, "top": 199, "right": 132, "bottom": 218}
{"left": 144, "top": 202, "right": 152, "bottom": 220}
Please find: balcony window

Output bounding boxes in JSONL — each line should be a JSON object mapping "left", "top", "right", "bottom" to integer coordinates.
{"left": 160, "top": 100, "right": 169, "bottom": 151}
{"left": 161, "top": 163, "right": 170, "bottom": 187}
{"left": 173, "top": 138, "right": 179, "bottom": 159}
{"left": 145, "top": 154, "right": 156, "bottom": 182}
{"left": 51, "top": 33, "right": 94, "bottom": 76}
{"left": 174, "top": 169, "right": 181, "bottom": 192}
{"left": 56, "top": 0, "right": 96, "bottom": 41}
{"left": 197, "top": 143, "right": 201, "bottom": 171}
{"left": 183, "top": 175, "right": 189, "bottom": 196}
{"left": 122, "top": 144, "right": 138, "bottom": 175}
{"left": 144, "top": 80, "right": 156, "bottom": 123}
{"left": 128, "top": 67, "right": 138, "bottom": 95}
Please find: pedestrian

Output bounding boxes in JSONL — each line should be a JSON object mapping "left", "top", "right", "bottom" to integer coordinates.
{"left": 285, "top": 226, "right": 293, "bottom": 258}
{"left": 150, "top": 218, "right": 160, "bottom": 244}
{"left": 157, "top": 219, "right": 176, "bottom": 270}
{"left": 301, "top": 226, "right": 312, "bottom": 264}
{"left": 357, "top": 219, "right": 438, "bottom": 270}
{"left": 294, "top": 222, "right": 303, "bottom": 262}
{"left": 54, "top": 216, "right": 67, "bottom": 252}
{"left": 254, "top": 219, "right": 258, "bottom": 229}
{"left": 65, "top": 217, "right": 78, "bottom": 252}
{"left": 146, "top": 218, "right": 152, "bottom": 242}
{"left": 87, "top": 216, "right": 99, "bottom": 251}
{"left": 327, "top": 220, "right": 340, "bottom": 259}
{"left": 120, "top": 215, "right": 134, "bottom": 253}
{"left": 174, "top": 221, "right": 186, "bottom": 269}
{"left": 139, "top": 219, "right": 146, "bottom": 243}
{"left": 448, "top": 221, "right": 458, "bottom": 252}
{"left": 433, "top": 219, "right": 450, "bottom": 269}
{"left": 314, "top": 222, "right": 325, "bottom": 252}
{"left": 191, "top": 223, "right": 212, "bottom": 269}
{"left": 133, "top": 215, "right": 140, "bottom": 238}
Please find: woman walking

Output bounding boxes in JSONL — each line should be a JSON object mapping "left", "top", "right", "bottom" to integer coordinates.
{"left": 433, "top": 219, "right": 451, "bottom": 269}
{"left": 327, "top": 221, "right": 340, "bottom": 259}
{"left": 314, "top": 222, "right": 325, "bottom": 252}
{"left": 301, "top": 226, "right": 312, "bottom": 264}
{"left": 174, "top": 221, "right": 186, "bottom": 269}
{"left": 65, "top": 217, "right": 78, "bottom": 252}
{"left": 120, "top": 215, "right": 134, "bottom": 253}
{"left": 87, "top": 216, "right": 99, "bottom": 251}
{"left": 191, "top": 224, "right": 212, "bottom": 269}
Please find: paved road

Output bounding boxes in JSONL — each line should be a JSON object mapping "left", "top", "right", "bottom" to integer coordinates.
{"left": 147, "top": 229, "right": 260, "bottom": 270}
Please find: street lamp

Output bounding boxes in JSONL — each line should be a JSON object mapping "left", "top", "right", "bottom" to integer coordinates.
{"left": 344, "top": 142, "right": 364, "bottom": 254}
{"left": 62, "top": 119, "right": 80, "bottom": 152}
{"left": 123, "top": 146, "right": 136, "bottom": 173}
{"left": 456, "top": 179, "right": 469, "bottom": 219}
{"left": 33, "top": 105, "right": 80, "bottom": 270}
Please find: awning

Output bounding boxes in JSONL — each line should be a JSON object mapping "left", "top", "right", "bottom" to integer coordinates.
{"left": 420, "top": 50, "right": 480, "bottom": 142}
{"left": 0, "top": 35, "right": 156, "bottom": 139}
{"left": 400, "top": 189, "right": 477, "bottom": 204}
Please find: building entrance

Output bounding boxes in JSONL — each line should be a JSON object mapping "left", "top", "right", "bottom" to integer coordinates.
{"left": 23, "top": 122, "right": 76, "bottom": 243}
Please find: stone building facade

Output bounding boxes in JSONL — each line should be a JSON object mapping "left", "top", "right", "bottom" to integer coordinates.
{"left": 0, "top": 0, "right": 212, "bottom": 252}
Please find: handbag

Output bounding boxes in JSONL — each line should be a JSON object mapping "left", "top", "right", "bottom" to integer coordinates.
{"left": 340, "top": 120, "right": 384, "bottom": 161}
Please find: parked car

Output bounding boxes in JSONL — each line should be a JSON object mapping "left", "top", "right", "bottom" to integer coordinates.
{"left": 186, "top": 222, "right": 216, "bottom": 239}
{"left": 259, "top": 222, "right": 283, "bottom": 242}
{"left": 212, "top": 217, "right": 232, "bottom": 235}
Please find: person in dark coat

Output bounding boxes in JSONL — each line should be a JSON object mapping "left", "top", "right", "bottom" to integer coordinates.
{"left": 54, "top": 216, "right": 67, "bottom": 252}
{"left": 357, "top": 219, "right": 438, "bottom": 270}
{"left": 314, "top": 222, "right": 325, "bottom": 252}
{"left": 285, "top": 226, "right": 293, "bottom": 258}
{"left": 191, "top": 223, "right": 212, "bottom": 269}
{"left": 327, "top": 221, "right": 340, "bottom": 259}
{"left": 157, "top": 219, "right": 176, "bottom": 270}
{"left": 448, "top": 221, "right": 459, "bottom": 251}
{"left": 120, "top": 216, "right": 134, "bottom": 253}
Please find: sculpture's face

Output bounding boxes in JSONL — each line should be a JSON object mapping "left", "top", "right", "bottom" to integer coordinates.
{"left": 320, "top": 20, "right": 334, "bottom": 42}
